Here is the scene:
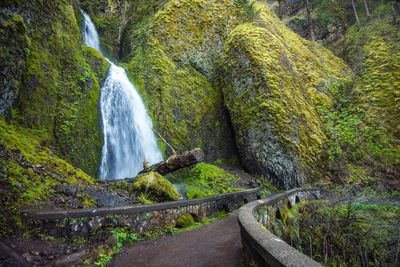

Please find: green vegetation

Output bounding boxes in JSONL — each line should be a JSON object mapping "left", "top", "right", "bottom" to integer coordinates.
{"left": 316, "top": 3, "right": 400, "bottom": 191}
{"left": 94, "top": 227, "right": 138, "bottom": 267}
{"left": 167, "top": 163, "right": 241, "bottom": 199}
{"left": 345, "top": 7, "right": 400, "bottom": 140}
{"left": 221, "top": 2, "right": 351, "bottom": 187}
{"left": 132, "top": 171, "right": 180, "bottom": 202}
{"left": 91, "top": 211, "right": 228, "bottom": 265}
{"left": 1, "top": 0, "right": 110, "bottom": 177}
{"left": 268, "top": 199, "right": 400, "bottom": 266}
{"left": 176, "top": 213, "right": 195, "bottom": 228}
{"left": 0, "top": 118, "right": 96, "bottom": 236}
{"left": 138, "top": 192, "right": 153, "bottom": 205}
{"left": 319, "top": 78, "right": 399, "bottom": 189}
{"left": 234, "top": 0, "right": 261, "bottom": 21}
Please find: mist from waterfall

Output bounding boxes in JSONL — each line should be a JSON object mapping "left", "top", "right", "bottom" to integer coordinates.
{"left": 81, "top": 10, "right": 163, "bottom": 179}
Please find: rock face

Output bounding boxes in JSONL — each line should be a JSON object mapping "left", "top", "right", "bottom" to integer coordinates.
{"left": 0, "top": 0, "right": 110, "bottom": 177}
{"left": 82, "top": 0, "right": 240, "bottom": 161}
{"left": 1, "top": 0, "right": 352, "bottom": 189}
{"left": 221, "top": 4, "right": 350, "bottom": 188}
{"left": 0, "top": 13, "right": 29, "bottom": 117}
{"left": 79, "top": 0, "right": 351, "bottom": 188}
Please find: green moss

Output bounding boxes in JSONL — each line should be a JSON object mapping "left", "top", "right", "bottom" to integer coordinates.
{"left": 176, "top": 213, "right": 195, "bottom": 228}
{"left": 322, "top": 7, "right": 400, "bottom": 187}
{"left": 0, "top": 118, "right": 96, "bottom": 236}
{"left": 344, "top": 13, "right": 400, "bottom": 139}
{"left": 167, "top": 163, "right": 241, "bottom": 199}
{"left": 0, "top": 12, "right": 30, "bottom": 117}
{"left": 0, "top": 1, "right": 110, "bottom": 177}
{"left": 132, "top": 171, "right": 180, "bottom": 202}
{"left": 220, "top": 2, "right": 351, "bottom": 187}
{"left": 120, "top": 0, "right": 240, "bottom": 161}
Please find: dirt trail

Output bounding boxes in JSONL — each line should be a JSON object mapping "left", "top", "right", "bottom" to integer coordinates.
{"left": 111, "top": 212, "right": 242, "bottom": 267}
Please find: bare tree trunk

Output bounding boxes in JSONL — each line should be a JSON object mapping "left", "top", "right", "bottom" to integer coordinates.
{"left": 352, "top": 0, "right": 361, "bottom": 28}
{"left": 278, "top": 0, "right": 282, "bottom": 19}
{"left": 363, "top": 0, "right": 371, "bottom": 21}
{"left": 305, "top": 0, "right": 316, "bottom": 41}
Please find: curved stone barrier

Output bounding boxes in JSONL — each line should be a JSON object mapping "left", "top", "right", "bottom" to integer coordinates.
{"left": 23, "top": 188, "right": 261, "bottom": 238}
{"left": 238, "top": 188, "right": 323, "bottom": 267}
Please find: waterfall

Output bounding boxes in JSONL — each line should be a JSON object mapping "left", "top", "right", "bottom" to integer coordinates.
{"left": 81, "top": 10, "right": 163, "bottom": 179}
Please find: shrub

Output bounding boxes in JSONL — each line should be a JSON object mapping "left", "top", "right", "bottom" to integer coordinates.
{"left": 176, "top": 213, "right": 195, "bottom": 228}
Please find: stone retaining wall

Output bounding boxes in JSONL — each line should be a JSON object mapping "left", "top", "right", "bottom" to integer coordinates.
{"left": 238, "top": 188, "right": 323, "bottom": 267}
{"left": 23, "top": 188, "right": 261, "bottom": 238}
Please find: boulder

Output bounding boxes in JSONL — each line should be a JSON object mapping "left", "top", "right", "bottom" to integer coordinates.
{"left": 132, "top": 172, "right": 180, "bottom": 202}
{"left": 221, "top": 4, "right": 351, "bottom": 188}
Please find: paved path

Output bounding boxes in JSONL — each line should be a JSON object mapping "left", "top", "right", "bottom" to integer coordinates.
{"left": 111, "top": 212, "right": 242, "bottom": 267}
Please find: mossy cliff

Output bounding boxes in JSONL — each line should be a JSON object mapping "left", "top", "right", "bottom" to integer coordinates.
{"left": 0, "top": 12, "right": 29, "bottom": 118}
{"left": 80, "top": 0, "right": 238, "bottom": 161}
{"left": 344, "top": 10, "right": 400, "bottom": 140}
{"left": 79, "top": 0, "right": 351, "bottom": 188}
{"left": 220, "top": 3, "right": 351, "bottom": 188}
{"left": 322, "top": 3, "right": 400, "bottom": 187}
{"left": 0, "top": 0, "right": 110, "bottom": 177}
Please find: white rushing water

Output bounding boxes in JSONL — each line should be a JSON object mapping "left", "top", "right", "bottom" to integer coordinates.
{"left": 81, "top": 10, "right": 163, "bottom": 179}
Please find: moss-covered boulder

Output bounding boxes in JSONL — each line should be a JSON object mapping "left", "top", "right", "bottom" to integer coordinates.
{"left": 221, "top": 4, "right": 351, "bottom": 188}
{"left": 176, "top": 213, "right": 195, "bottom": 228}
{"left": 0, "top": 0, "right": 110, "bottom": 177}
{"left": 132, "top": 171, "right": 180, "bottom": 202}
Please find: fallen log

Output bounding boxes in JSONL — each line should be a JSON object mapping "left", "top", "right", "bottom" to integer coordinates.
{"left": 139, "top": 148, "right": 204, "bottom": 175}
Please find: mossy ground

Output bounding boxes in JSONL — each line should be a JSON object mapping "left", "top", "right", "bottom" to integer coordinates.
{"left": 0, "top": 118, "right": 96, "bottom": 236}
{"left": 166, "top": 163, "right": 242, "bottom": 199}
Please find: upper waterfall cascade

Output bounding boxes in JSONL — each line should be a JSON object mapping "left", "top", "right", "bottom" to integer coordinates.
{"left": 81, "top": 10, "right": 163, "bottom": 179}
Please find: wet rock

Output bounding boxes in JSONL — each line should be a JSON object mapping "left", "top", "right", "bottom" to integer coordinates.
{"left": 53, "top": 250, "right": 88, "bottom": 266}
{"left": 22, "top": 252, "right": 32, "bottom": 263}
{"left": 0, "top": 12, "right": 29, "bottom": 117}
